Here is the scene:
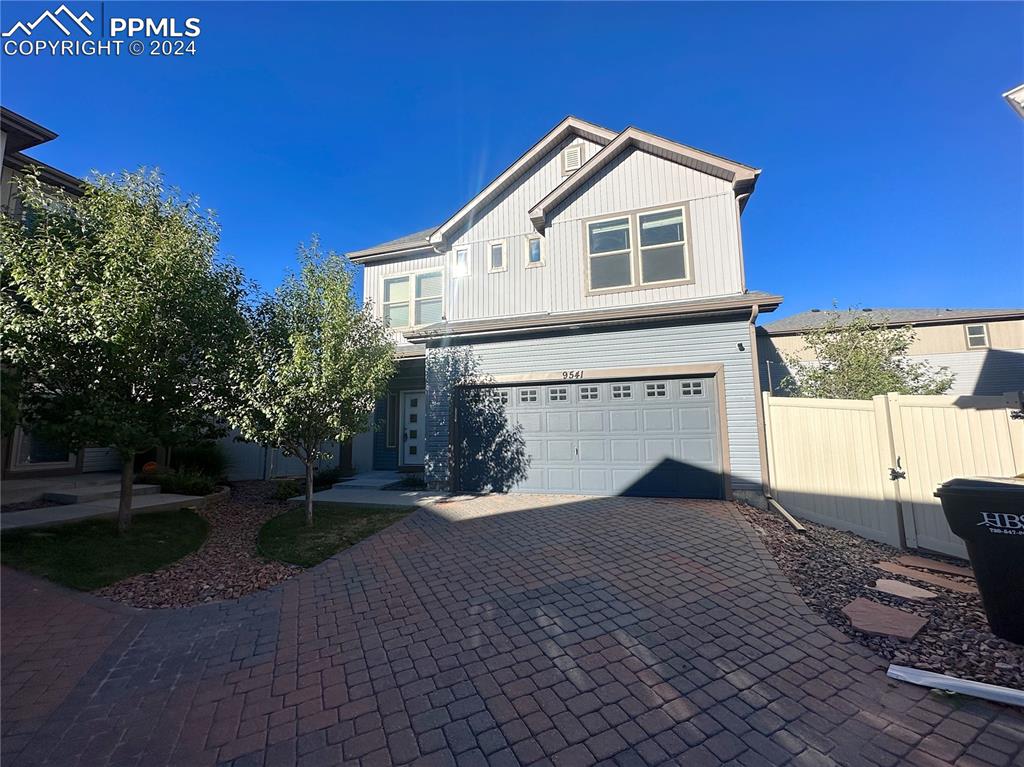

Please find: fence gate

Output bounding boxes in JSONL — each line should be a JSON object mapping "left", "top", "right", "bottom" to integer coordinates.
{"left": 887, "top": 392, "right": 1024, "bottom": 558}
{"left": 763, "top": 391, "right": 1024, "bottom": 559}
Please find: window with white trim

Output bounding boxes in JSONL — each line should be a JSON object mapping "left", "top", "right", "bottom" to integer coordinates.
{"left": 965, "top": 324, "right": 989, "bottom": 349}
{"left": 587, "top": 217, "right": 631, "bottom": 289}
{"left": 489, "top": 240, "right": 506, "bottom": 272}
{"left": 525, "top": 236, "right": 544, "bottom": 267}
{"left": 520, "top": 388, "right": 538, "bottom": 403}
{"left": 638, "top": 208, "right": 686, "bottom": 284}
{"left": 579, "top": 386, "right": 599, "bottom": 400}
{"left": 680, "top": 380, "right": 704, "bottom": 396}
{"left": 585, "top": 206, "right": 689, "bottom": 292}
{"left": 645, "top": 382, "right": 667, "bottom": 398}
{"left": 453, "top": 247, "right": 470, "bottom": 277}
{"left": 548, "top": 387, "right": 568, "bottom": 402}
{"left": 495, "top": 390, "right": 510, "bottom": 405}
{"left": 382, "top": 271, "right": 443, "bottom": 329}
{"left": 611, "top": 384, "right": 632, "bottom": 399}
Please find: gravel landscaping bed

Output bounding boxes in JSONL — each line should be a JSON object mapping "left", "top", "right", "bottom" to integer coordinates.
{"left": 738, "top": 503, "right": 1024, "bottom": 689}
{"left": 96, "top": 481, "right": 301, "bottom": 608}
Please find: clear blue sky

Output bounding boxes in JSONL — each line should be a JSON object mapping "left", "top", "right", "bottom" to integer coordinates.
{"left": 3, "top": 1, "right": 1022, "bottom": 320}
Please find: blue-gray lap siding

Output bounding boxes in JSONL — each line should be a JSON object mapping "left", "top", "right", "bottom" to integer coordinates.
{"left": 373, "top": 356, "right": 426, "bottom": 471}
{"left": 424, "top": 318, "right": 762, "bottom": 493}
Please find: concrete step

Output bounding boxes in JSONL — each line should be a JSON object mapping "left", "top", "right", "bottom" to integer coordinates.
{"left": 1, "top": 493, "right": 204, "bottom": 531}
{"left": 43, "top": 483, "right": 160, "bottom": 504}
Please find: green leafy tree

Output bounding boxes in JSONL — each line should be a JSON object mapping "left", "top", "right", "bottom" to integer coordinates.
{"left": 1, "top": 169, "right": 251, "bottom": 533}
{"left": 230, "top": 240, "right": 395, "bottom": 526}
{"left": 781, "top": 306, "right": 955, "bottom": 399}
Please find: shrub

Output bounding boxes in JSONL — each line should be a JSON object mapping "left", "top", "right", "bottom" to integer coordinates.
{"left": 148, "top": 469, "right": 217, "bottom": 496}
{"left": 272, "top": 479, "right": 302, "bottom": 500}
{"left": 313, "top": 466, "right": 351, "bottom": 491}
{"left": 171, "top": 442, "right": 229, "bottom": 480}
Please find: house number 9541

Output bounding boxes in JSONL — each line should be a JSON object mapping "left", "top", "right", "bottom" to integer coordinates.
{"left": 562, "top": 370, "right": 585, "bottom": 380}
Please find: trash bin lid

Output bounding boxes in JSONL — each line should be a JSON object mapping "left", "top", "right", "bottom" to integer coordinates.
{"left": 934, "top": 476, "right": 1024, "bottom": 499}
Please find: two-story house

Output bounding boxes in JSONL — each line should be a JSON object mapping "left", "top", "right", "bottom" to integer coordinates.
{"left": 347, "top": 117, "right": 781, "bottom": 505}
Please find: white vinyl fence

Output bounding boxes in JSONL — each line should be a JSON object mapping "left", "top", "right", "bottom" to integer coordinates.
{"left": 762, "top": 391, "right": 1024, "bottom": 558}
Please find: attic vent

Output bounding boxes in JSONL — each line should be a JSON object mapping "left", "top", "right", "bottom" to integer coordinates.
{"left": 561, "top": 143, "right": 585, "bottom": 174}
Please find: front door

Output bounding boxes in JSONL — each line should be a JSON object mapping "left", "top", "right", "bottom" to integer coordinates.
{"left": 401, "top": 391, "right": 425, "bottom": 466}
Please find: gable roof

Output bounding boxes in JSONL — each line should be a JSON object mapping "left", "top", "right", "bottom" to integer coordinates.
{"left": 347, "top": 117, "right": 761, "bottom": 263}
{"left": 428, "top": 116, "right": 617, "bottom": 246}
{"left": 762, "top": 307, "right": 1024, "bottom": 335}
{"left": 528, "top": 127, "right": 760, "bottom": 229}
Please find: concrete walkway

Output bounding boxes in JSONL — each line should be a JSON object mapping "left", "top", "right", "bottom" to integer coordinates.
{"left": 290, "top": 482, "right": 447, "bottom": 508}
{"left": 2, "top": 495, "right": 1022, "bottom": 766}
{"left": 0, "top": 493, "right": 204, "bottom": 531}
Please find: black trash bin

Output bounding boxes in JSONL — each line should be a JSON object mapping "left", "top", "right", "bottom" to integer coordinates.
{"left": 934, "top": 477, "right": 1024, "bottom": 645}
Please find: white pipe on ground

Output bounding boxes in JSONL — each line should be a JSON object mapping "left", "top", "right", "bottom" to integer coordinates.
{"left": 887, "top": 665, "right": 1024, "bottom": 707}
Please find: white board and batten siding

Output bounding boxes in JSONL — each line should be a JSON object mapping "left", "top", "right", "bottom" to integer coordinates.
{"left": 763, "top": 391, "right": 1024, "bottom": 558}
{"left": 362, "top": 141, "right": 747, "bottom": 330}
{"left": 425, "top": 319, "right": 762, "bottom": 492}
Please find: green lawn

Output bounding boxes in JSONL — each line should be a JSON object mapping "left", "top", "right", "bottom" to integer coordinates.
{"left": 259, "top": 503, "right": 414, "bottom": 568}
{"left": 1, "top": 510, "right": 208, "bottom": 591}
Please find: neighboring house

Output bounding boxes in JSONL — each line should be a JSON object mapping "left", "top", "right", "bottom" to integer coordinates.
{"left": 0, "top": 107, "right": 124, "bottom": 479}
{"left": 757, "top": 308, "right": 1024, "bottom": 396}
{"left": 347, "top": 116, "right": 781, "bottom": 504}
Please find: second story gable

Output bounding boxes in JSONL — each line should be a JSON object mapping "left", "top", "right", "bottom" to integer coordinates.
{"left": 348, "top": 117, "right": 762, "bottom": 342}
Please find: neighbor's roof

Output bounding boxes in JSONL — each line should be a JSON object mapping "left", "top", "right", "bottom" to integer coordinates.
{"left": 1, "top": 107, "right": 57, "bottom": 153}
{"left": 346, "top": 115, "right": 758, "bottom": 264}
{"left": 762, "top": 307, "right": 1024, "bottom": 335}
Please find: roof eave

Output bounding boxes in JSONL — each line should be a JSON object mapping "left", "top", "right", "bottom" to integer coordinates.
{"left": 407, "top": 293, "right": 783, "bottom": 342}
{"left": 4, "top": 152, "right": 83, "bottom": 196}
{"left": 346, "top": 242, "right": 436, "bottom": 264}
{"left": 528, "top": 128, "right": 760, "bottom": 230}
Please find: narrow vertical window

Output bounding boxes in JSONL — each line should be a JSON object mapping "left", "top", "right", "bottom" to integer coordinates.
{"left": 453, "top": 247, "right": 470, "bottom": 277}
{"left": 526, "top": 236, "right": 544, "bottom": 267}
{"left": 489, "top": 240, "right": 506, "bottom": 273}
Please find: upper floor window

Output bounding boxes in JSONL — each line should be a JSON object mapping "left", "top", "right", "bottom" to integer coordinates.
{"left": 965, "top": 323, "right": 989, "bottom": 349}
{"left": 382, "top": 270, "right": 443, "bottom": 329}
{"left": 453, "top": 247, "right": 470, "bottom": 278}
{"left": 526, "top": 236, "right": 544, "bottom": 268}
{"left": 585, "top": 205, "right": 690, "bottom": 293}
{"left": 639, "top": 208, "right": 686, "bottom": 284}
{"left": 489, "top": 240, "right": 506, "bottom": 273}
{"left": 587, "top": 217, "right": 632, "bottom": 289}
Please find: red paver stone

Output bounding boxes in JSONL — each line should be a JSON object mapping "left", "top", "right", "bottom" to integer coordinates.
{"left": 2, "top": 494, "right": 1022, "bottom": 767}
{"left": 842, "top": 597, "right": 928, "bottom": 640}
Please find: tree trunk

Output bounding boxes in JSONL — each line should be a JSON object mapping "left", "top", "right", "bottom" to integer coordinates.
{"left": 118, "top": 455, "right": 134, "bottom": 535}
{"left": 305, "top": 460, "right": 315, "bottom": 527}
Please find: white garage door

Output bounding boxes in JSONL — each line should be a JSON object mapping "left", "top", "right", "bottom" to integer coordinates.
{"left": 456, "top": 376, "right": 724, "bottom": 498}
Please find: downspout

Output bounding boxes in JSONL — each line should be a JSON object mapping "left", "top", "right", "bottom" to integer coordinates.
{"left": 748, "top": 304, "right": 772, "bottom": 503}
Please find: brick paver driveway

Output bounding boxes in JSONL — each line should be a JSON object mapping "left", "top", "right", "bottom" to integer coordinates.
{"left": 3, "top": 495, "right": 1023, "bottom": 767}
